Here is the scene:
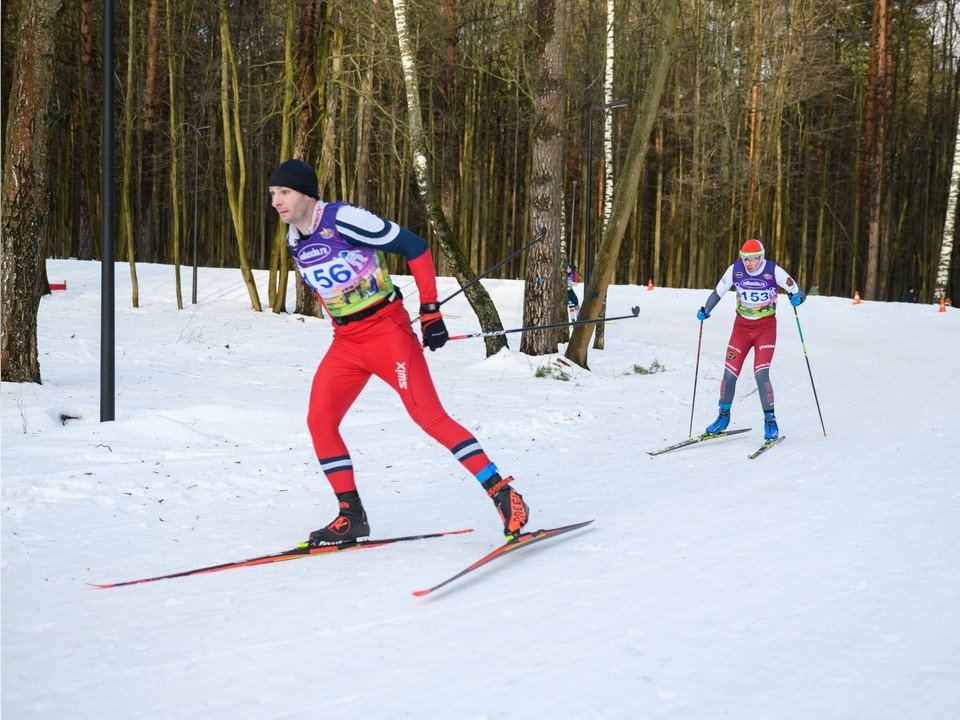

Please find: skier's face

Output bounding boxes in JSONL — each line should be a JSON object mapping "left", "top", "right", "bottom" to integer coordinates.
{"left": 269, "top": 186, "right": 315, "bottom": 231}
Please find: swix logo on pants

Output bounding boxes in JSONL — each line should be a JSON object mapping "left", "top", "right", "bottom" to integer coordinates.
{"left": 395, "top": 361, "right": 408, "bottom": 389}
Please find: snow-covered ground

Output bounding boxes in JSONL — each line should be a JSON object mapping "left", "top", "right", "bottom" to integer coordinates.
{"left": 2, "top": 258, "right": 958, "bottom": 719}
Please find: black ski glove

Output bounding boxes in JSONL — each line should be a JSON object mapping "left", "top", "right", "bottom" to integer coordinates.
{"left": 419, "top": 303, "right": 448, "bottom": 351}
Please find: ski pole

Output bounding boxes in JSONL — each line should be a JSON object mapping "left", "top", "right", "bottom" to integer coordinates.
{"left": 792, "top": 305, "right": 826, "bottom": 436}
{"left": 410, "top": 227, "right": 547, "bottom": 327}
{"left": 438, "top": 226, "right": 547, "bottom": 308}
{"left": 688, "top": 320, "right": 704, "bottom": 438}
{"left": 447, "top": 306, "right": 640, "bottom": 341}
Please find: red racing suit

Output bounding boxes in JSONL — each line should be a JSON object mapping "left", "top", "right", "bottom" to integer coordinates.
{"left": 285, "top": 201, "right": 500, "bottom": 493}
{"left": 703, "top": 257, "right": 802, "bottom": 410}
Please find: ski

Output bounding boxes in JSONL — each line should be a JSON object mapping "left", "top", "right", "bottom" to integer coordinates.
{"left": 90, "top": 528, "right": 474, "bottom": 589}
{"left": 748, "top": 436, "right": 786, "bottom": 459}
{"left": 412, "top": 520, "right": 594, "bottom": 597}
{"left": 647, "top": 428, "right": 753, "bottom": 456}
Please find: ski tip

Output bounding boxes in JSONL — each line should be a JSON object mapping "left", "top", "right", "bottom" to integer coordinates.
{"left": 411, "top": 588, "right": 431, "bottom": 597}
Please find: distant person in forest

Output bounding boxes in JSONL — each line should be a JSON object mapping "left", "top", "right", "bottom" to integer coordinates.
{"left": 899, "top": 287, "right": 917, "bottom": 303}
{"left": 268, "top": 159, "right": 528, "bottom": 546}
{"left": 566, "top": 262, "right": 580, "bottom": 320}
{"left": 696, "top": 239, "right": 806, "bottom": 441}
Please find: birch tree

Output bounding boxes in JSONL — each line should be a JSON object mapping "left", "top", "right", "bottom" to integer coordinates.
{"left": 935, "top": 112, "right": 959, "bottom": 301}
{"left": 566, "top": 0, "right": 679, "bottom": 368}
{"left": 391, "top": 0, "right": 506, "bottom": 356}
{"left": 592, "top": 0, "right": 618, "bottom": 350}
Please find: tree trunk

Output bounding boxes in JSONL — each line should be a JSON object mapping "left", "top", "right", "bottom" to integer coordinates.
{"left": 864, "top": 0, "right": 892, "bottom": 300}
{"left": 565, "top": 0, "right": 678, "bottom": 368}
{"left": 268, "top": 0, "right": 296, "bottom": 313}
{"left": 2, "top": 0, "right": 64, "bottom": 383}
{"left": 219, "top": 0, "right": 261, "bottom": 311}
{"left": 139, "top": 0, "right": 161, "bottom": 263}
{"left": 295, "top": 0, "right": 331, "bottom": 319}
{"left": 745, "top": 0, "right": 763, "bottom": 232}
{"left": 593, "top": 0, "right": 617, "bottom": 350}
{"left": 392, "top": 0, "right": 506, "bottom": 356}
{"left": 354, "top": 1, "right": 376, "bottom": 207}
{"left": 120, "top": 0, "right": 140, "bottom": 306}
{"left": 935, "top": 109, "right": 960, "bottom": 300}
{"left": 77, "top": 0, "right": 99, "bottom": 259}
{"left": 166, "top": 0, "right": 183, "bottom": 308}
{"left": 520, "top": 0, "right": 567, "bottom": 356}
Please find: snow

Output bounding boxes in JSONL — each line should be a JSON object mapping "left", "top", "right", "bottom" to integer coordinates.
{"left": 2, "top": 258, "right": 958, "bottom": 719}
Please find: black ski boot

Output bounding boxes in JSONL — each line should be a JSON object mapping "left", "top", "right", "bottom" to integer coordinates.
{"left": 481, "top": 474, "right": 529, "bottom": 541}
{"left": 308, "top": 491, "right": 370, "bottom": 547}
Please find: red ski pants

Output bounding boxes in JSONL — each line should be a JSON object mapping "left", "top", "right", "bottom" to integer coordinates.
{"left": 723, "top": 313, "right": 777, "bottom": 376}
{"left": 306, "top": 300, "right": 493, "bottom": 493}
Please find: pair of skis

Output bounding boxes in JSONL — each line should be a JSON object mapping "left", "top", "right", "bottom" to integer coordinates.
{"left": 647, "top": 427, "right": 786, "bottom": 459}
{"left": 90, "top": 521, "right": 593, "bottom": 596}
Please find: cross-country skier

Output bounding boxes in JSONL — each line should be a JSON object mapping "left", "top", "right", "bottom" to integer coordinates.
{"left": 566, "top": 262, "right": 580, "bottom": 320}
{"left": 696, "top": 239, "right": 806, "bottom": 440}
{"left": 268, "top": 159, "right": 529, "bottom": 546}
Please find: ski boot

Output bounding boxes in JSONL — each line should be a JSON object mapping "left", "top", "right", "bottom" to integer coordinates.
{"left": 481, "top": 474, "right": 529, "bottom": 541}
{"left": 308, "top": 491, "right": 370, "bottom": 546}
{"left": 705, "top": 402, "right": 732, "bottom": 435}
{"left": 763, "top": 411, "right": 779, "bottom": 440}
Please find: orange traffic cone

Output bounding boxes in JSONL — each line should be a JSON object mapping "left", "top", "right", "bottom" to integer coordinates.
{"left": 939, "top": 297, "right": 947, "bottom": 313}
{"left": 853, "top": 290, "right": 862, "bottom": 304}
{"left": 646, "top": 279, "right": 654, "bottom": 291}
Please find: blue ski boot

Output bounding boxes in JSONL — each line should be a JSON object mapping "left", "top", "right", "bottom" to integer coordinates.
{"left": 763, "top": 411, "right": 779, "bottom": 440}
{"left": 705, "top": 402, "right": 732, "bottom": 435}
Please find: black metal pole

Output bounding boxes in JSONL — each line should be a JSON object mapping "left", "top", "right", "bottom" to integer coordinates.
{"left": 689, "top": 320, "right": 704, "bottom": 438}
{"left": 100, "top": 0, "right": 115, "bottom": 422}
{"left": 792, "top": 305, "right": 827, "bottom": 436}
{"left": 191, "top": 125, "right": 210, "bottom": 304}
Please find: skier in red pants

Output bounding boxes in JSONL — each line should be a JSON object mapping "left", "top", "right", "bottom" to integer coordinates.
{"left": 696, "top": 239, "right": 806, "bottom": 440}
{"left": 268, "top": 159, "right": 528, "bottom": 546}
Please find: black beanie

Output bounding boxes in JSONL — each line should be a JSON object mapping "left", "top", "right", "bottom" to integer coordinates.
{"left": 268, "top": 159, "right": 319, "bottom": 199}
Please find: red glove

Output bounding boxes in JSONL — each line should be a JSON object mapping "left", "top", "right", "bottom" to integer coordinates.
{"left": 419, "top": 303, "right": 448, "bottom": 351}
